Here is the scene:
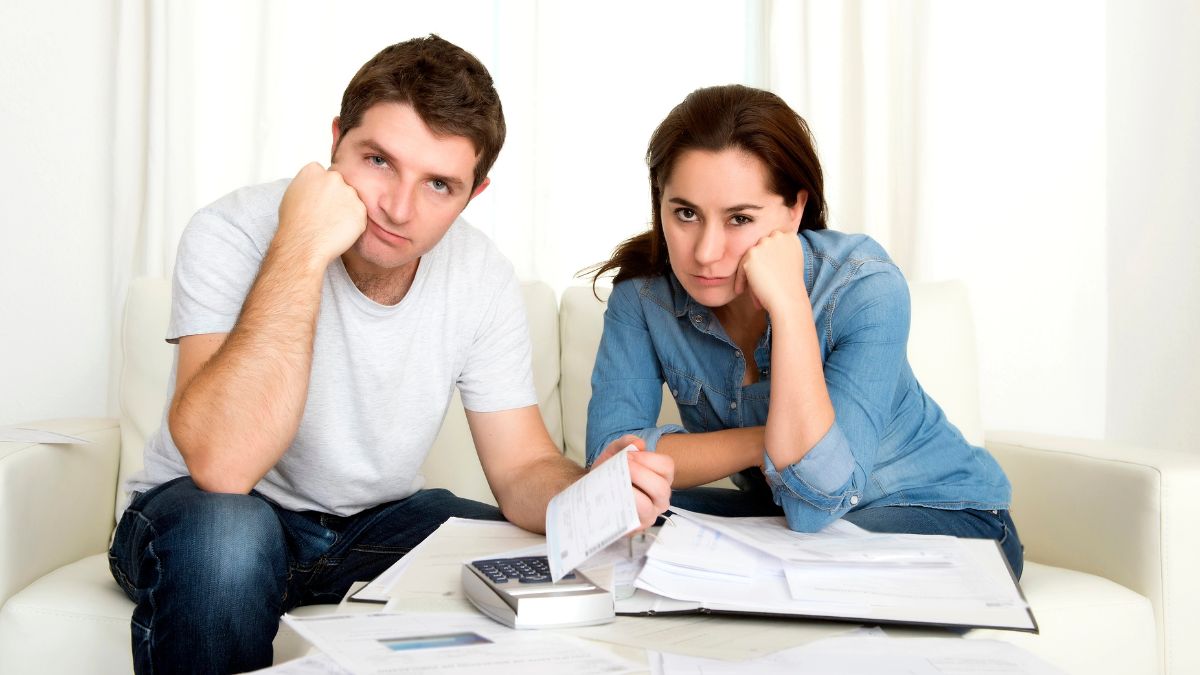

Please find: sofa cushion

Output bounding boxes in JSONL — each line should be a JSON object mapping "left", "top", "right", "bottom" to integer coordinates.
{"left": 0, "top": 554, "right": 337, "bottom": 673}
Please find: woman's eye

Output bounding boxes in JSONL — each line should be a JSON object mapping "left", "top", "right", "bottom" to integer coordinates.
{"left": 675, "top": 208, "right": 698, "bottom": 222}
{"left": 731, "top": 214, "right": 752, "bottom": 226}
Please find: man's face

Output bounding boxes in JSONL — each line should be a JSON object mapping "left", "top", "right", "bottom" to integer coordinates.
{"left": 331, "top": 102, "right": 487, "bottom": 276}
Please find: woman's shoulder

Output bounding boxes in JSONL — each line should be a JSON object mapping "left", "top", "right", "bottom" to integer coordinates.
{"left": 611, "top": 274, "right": 678, "bottom": 314}
{"left": 799, "top": 228, "right": 897, "bottom": 270}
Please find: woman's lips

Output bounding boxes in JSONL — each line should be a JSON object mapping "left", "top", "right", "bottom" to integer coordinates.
{"left": 691, "top": 274, "right": 730, "bottom": 287}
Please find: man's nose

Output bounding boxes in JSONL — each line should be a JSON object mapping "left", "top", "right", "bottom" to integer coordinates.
{"left": 380, "top": 182, "right": 415, "bottom": 224}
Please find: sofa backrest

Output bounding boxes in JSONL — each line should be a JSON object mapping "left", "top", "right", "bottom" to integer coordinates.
{"left": 117, "top": 277, "right": 982, "bottom": 515}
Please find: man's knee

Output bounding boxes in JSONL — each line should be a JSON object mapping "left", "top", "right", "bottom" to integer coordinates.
{"left": 114, "top": 478, "right": 288, "bottom": 596}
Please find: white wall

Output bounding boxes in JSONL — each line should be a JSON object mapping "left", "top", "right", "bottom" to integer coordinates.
{"left": 0, "top": 0, "right": 114, "bottom": 426}
{"left": 1106, "top": 1, "right": 1200, "bottom": 454}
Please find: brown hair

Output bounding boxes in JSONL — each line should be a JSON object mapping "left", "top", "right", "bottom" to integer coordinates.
{"left": 587, "top": 84, "right": 827, "bottom": 288}
{"left": 337, "top": 35, "right": 505, "bottom": 191}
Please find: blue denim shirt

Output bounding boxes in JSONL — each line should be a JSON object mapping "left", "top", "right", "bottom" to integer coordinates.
{"left": 586, "top": 229, "right": 1012, "bottom": 532}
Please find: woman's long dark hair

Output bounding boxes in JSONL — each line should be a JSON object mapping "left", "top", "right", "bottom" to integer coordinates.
{"left": 586, "top": 85, "right": 828, "bottom": 290}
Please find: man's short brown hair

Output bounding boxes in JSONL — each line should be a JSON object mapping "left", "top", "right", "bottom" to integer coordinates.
{"left": 338, "top": 35, "right": 505, "bottom": 190}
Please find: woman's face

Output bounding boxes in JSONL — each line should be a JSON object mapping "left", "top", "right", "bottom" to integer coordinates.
{"left": 660, "top": 148, "right": 805, "bottom": 308}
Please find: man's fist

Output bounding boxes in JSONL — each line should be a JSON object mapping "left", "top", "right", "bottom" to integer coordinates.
{"left": 276, "top": 163, "right": 367, "bottom": 266}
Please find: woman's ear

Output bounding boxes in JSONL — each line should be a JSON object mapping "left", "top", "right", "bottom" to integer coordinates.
{"left": 788, "top": 190, "right": 809, "bottom": 232}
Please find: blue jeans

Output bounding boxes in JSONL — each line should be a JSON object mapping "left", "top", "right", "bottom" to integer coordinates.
{"left": 669, "top": 486, "right": 1024, "bottom": 579}
{"left": 108, "top": 477, "right": 503, "bottom": 674}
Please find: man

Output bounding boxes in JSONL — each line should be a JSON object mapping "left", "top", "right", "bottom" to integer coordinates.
{"left": 108, "top": 35, "right": 673, "bottom": 674}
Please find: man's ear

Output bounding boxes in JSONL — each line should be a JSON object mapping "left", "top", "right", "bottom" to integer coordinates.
{"left": 469, "top": 177, "right": 491, "bottom": 202}
{"left": 330, "top": 117, "right": 343, "bottom": 162}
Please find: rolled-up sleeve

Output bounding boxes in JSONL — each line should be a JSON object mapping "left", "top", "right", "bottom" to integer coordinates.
{"left": 764, "top": 265, "right": 911, "bottom": 531}
{"left": 585, "top": 281, "right": 686, "bottom": 466}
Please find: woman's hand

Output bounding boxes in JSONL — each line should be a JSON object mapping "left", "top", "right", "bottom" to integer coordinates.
{"left": 734, "top": 230, "right": 809, "bottom": 319}
{"left": 592, "top": 435, "right": 674, "bottom": 532}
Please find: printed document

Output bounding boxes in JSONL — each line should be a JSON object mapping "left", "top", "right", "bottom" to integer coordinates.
{"left": 545, "top": 446, "right": 640, "bottom": 581}
{"left": 632, "top": 510, "right": 1035, "bottom": 631}
{"left": 282, "top": 611, "right": 638, "bottom": 674}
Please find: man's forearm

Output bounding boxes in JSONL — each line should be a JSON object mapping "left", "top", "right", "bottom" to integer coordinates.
{"left": 494, "top": 453, "right": 585, "bottom": 534}
{"left": 655, "top": 427, "right": 764, "bottom": 488}
{"left": 170, "top": 242, "right": 326, "bottom": 492}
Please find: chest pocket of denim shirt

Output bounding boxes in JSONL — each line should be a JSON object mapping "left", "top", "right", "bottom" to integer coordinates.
{"left": 663, "top": 367, "right": 710, "bottom": 431}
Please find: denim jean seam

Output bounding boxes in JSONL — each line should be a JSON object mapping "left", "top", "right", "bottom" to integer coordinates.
{"left": 108, "top": 552, "right": 136, "bottom": 597}
{"left": 350, "top": 543, "right": 411, "bottom": 555}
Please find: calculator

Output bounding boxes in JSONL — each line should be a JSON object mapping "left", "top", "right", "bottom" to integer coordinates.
{"left": 461, "top": 555, "right": 615, "bottom": 629}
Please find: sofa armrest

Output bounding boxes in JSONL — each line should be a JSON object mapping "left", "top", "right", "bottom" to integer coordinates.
{"left": 986, "top": 430, "right": 1200, "bottom": 674}
{"left": 0, "top": 418, "right": 121, "bottom": 607}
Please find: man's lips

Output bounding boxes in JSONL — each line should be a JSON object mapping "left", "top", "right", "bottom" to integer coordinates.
{"left": 369, "top": 218, "right": 407, "bottom": 243}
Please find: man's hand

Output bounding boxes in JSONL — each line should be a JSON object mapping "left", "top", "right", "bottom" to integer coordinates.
{"left": 592, "top": 435, "right": 674, "bottom": 531}
{"left": 276, "top": 162, "right": 367, "bottom": 267}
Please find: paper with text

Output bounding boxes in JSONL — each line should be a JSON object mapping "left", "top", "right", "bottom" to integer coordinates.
{"left": 282, "top": 611, "right": 637, "bottom": 675}
{"left": 546, "top": 446, "right": 640, "bottom": 582}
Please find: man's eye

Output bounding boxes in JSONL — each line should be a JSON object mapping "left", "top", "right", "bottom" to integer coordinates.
{"left": 368, "top": 155, "right": 388, "bottom": 168}
{"left": 675, "top": 208, "right": 697, "bottom": 222}
{"left": 430, "top": 179, "right": 450, "bottom": 194}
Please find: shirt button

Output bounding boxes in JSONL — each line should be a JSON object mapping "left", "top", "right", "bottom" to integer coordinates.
{"left": 849, "top": 495, "right": 860, "bottom": 506}
{"left": 672, "top": 389, "right": 679, "bottom": 397}
{"left": 729, "top": 402, "right": 737, "bottom": 410}
{"left": 692, "top": 314, "right": 703, "bottom": 324}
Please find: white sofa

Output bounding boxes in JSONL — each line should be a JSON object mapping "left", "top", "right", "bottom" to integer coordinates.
{"left": 2, "top": 277, "right": 1197, "bottom": 674}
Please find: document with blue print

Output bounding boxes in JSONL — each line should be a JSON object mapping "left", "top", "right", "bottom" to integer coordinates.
{"left": 546, "top": 445, "right": 641, "bottom": 582}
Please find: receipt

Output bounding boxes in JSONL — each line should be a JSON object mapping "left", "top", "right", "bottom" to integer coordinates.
{"left": 546, "top": 446, "right": 641, "bottom": 582}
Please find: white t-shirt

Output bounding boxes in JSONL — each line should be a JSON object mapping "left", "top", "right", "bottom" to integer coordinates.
{"left": 125, "top": 179, "right": 537, "bottom": 516}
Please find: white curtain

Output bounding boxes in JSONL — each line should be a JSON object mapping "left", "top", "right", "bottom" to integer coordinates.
{"left": 763, "top": 0, "right": 1108, "bottom": 439}
{"left": 109, "top": 0, "right": 1108, "bottom": 439}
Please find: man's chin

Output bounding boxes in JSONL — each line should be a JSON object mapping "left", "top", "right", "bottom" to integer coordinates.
{"left": 347, "top": 239, "right": 420, "bottom": 274}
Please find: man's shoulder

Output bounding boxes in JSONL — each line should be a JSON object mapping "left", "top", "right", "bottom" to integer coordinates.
{"left": 187, "top": 178, "right": 290, "bottom": 243}
{"left": 434, "top": 217, "right": 514, "bottom": 279}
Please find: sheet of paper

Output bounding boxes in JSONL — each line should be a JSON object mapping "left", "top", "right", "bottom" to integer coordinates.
{"left": 351, "top": 517, "right": 499, "bottom": 602}
{"left": 563, "top": 611, "right": 853, "bottom": 662}
{"left": 650, "top": 634, "right": 1066, "bottom": 675}
{"left": 282, "top": 611, "right": 639, "bottom": 675}
{"left": 386, "top": 518, "right": 545, "bottom": 613}
{"left": 637, "top": 513, "right": 1035, "bottom": 631}
{"left": 669, "top": 507, "right": 960, "bottom": 567}
{"left": 0, "top": 426, "right": 93, "bottom": 444}
{"left": 546, "top": 446, "right": 640, "bottom": 581}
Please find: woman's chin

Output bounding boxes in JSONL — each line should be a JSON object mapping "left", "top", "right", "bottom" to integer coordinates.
{"left": 684, "top": 284, "right": 738, "bottom": 309}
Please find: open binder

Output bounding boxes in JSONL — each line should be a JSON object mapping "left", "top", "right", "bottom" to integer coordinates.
{"left": 617, "top": 509, "right": 1037, "bottom": 633}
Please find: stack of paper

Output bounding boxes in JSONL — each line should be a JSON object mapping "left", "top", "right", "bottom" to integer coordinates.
{"left": 628, "top": 509, "right": 1035, "bottom": 632}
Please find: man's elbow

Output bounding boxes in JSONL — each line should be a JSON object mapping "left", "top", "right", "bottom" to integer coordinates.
{"left": 181, "top": 452, "right": 257, "bottom": 494}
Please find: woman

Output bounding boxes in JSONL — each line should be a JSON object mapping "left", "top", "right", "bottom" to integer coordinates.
{"left": 585, "top": 85, "right": 1022, "bottom": 577}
